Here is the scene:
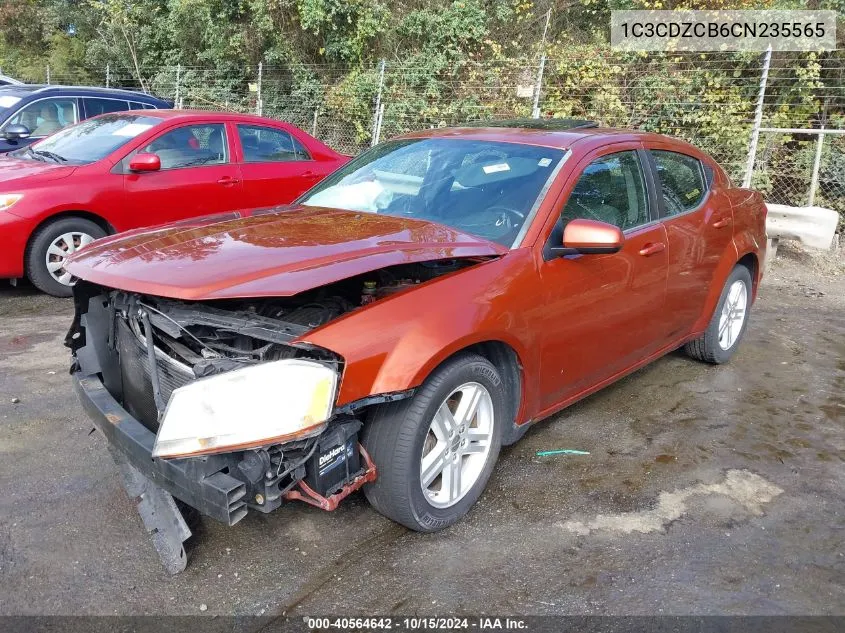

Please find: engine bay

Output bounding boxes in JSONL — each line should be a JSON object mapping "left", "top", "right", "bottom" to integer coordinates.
{"left": 66, "top": 256, "right": 487, "bottom": 525}
{"left": 129, "top": 257, "right": 483, "bottom": 372}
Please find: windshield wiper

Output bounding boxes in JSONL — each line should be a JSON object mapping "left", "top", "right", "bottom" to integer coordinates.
{"left": 31, "top": 149, "right": 68, "bottom": 163}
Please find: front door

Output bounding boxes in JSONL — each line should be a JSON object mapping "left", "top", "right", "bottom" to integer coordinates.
{"left": 536, "top": 148, "right": 669, "bottom": 411}
{"left": 122, "top": 122, "right": 244, "bottom": 229}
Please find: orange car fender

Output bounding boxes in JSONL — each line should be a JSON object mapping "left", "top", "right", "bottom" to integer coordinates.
{"left": 299, "top": 251, "right": 542, "bottom": 422}
{"left": 690, "top": 239, "right": 750, "bottom": 335}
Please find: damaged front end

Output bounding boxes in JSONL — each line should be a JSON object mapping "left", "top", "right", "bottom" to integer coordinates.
{"left": 67, "top": 282, "right": 389, "bottom": 572}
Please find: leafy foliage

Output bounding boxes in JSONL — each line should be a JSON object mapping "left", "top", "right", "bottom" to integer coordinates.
{"left": 0, "top": 0, "right": 842, "bottom": 221}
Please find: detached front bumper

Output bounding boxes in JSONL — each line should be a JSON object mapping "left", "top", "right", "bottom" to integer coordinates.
{"left": 73, "top": 371, "right": 249, "bottom": 525}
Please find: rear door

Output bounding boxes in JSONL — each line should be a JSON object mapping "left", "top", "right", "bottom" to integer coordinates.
{"left": 233, "top": 123, "right": 324, "bottom": 207}
{"left": 647, "top": 147, "right": 734, "bottom": 339}
{"left": 122, "top": 122, "right": 244, "bottom": 228}
{"left": 535, "top": 146, "right": 669, "bottom": 410}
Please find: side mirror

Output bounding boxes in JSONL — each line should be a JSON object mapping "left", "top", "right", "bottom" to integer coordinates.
{"left": 3, "top": 124, "right": 31, "bottom": 140}
{"left": 553, "top": 218, "right": 624, "bottom": 256}
{"left": 128, "top": 153, "right": 161, "bottom": 172}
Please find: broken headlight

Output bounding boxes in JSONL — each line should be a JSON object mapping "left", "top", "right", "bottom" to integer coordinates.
{"left": 152, "top": 359, "right": 338, "bottom": 459}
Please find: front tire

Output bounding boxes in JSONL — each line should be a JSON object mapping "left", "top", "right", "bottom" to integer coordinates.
{"left": 685, "top": 264, "right": 753, "bottom": 364}
{"left": 25, "top": 217, "right": 106, "bottom": 297}
{"left": 361, "top": 352, "right": 505, "bottom": 532}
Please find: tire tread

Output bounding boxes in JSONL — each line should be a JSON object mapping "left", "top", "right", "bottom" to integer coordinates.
{"left": 362, "top": 352, "right": 500, "bottom": 531}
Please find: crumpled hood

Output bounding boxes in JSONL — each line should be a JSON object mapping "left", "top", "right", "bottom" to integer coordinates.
{"left": 0, "top": 155, "right": 76, "bottom": 187}
{"left": 66, "top": 206, "right": 506, "bottom": 300}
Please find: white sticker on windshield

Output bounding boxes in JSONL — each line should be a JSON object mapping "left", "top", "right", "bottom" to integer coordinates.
{"left": 0, "top": 95, "right": 21, "bottom": 108}
{"left": 482, "top": 163, "right": 510, "bottom": 174}
{"left": 112, "top": 123, "right": 154, "bottom": 137}
{"left": 538, "top": 158, "right": 552, "bottom": 167}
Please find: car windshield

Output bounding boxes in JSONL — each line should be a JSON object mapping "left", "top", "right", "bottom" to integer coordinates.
{"left": 13, "top": 113, "right": 161, "bottom": 165}
{"left": 300, "top": 138, "right": 566, "bottom": 247}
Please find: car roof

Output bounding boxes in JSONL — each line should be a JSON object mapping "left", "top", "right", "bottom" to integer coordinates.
{"left": 121, "top": 109, "right": 301, "bottom": 124}
{"left": 0, "top": 84, "right": 167, "bottom": 103}
{"left": 396, "top": 123, "right": 701, "bottom": 155}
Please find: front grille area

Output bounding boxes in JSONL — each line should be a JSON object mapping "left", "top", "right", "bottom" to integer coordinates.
{"left": 115, "top": 319, "right": 194, "bottom": 432}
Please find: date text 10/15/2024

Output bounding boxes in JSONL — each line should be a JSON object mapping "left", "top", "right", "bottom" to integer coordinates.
{"left": 303, "top": 617, "right": 528, "bottom": 630}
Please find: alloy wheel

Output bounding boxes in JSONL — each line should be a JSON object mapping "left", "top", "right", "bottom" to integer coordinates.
{"left": 420, "top": 381, "right": 495, "bottom": 509}
{"left": 718, "top": 279, "right": 748, "bottom": 350}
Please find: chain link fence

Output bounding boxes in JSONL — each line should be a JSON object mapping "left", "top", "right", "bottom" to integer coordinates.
{"left": 16, "top": 50, "right": 845, "bottom": 225}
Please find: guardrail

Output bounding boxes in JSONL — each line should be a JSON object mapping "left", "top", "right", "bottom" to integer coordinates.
{"left": 766, "top": 203, "right": 839, "bottom": 250}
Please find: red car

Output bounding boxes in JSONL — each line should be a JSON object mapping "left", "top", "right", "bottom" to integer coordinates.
{"left": 66, "top": 122, "right": 766, "bottom": 572}
{"left": 0, "top": 110, "right": 348, "bottom": 296}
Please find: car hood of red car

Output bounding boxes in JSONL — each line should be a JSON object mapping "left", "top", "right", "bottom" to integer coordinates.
{"left": 66, "top": 206, "right": 507, "bottom": 300}
{"left": 0, "top": 155, "right": 76, "bottom": 186}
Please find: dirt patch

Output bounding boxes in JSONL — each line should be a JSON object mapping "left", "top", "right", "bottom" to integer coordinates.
{"left": 560, "top": 469, "right": 784, "bottom": 536}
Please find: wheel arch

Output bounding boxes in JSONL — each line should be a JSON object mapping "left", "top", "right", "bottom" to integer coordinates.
{"left": 25, "top": 211, "right": 115, "bottom": 270}
{"left": 25, "top": 210, "right": 114, "bottom": 269}
{"left": 404, "top": 338, "right": 527, "bottom": 446}
{"left": 28, "top": 210, "right": 116, "bottom": 242}
{"left": 736, "top": 251, "right": 759, "bottom": 298}
{"left": 690, "top": 240, "right": 739, "bottom": 333}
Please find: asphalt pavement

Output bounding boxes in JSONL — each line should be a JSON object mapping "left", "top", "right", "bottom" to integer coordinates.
{"left": 0, "top": 255, "right": 843, "bottom": 616}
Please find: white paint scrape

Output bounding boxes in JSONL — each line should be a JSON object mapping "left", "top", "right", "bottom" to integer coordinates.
{"left": 562, "top": 469, "right": 783, "bottom": 536}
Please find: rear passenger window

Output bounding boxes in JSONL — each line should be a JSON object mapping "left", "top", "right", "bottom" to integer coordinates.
{"left": 84, "top": 98, "right": 130, "bottom": 117}
{"left": 651, "top": 150, "right": 707, "bottom": 216}
{"left": 237, "top": 125, "right": 311, "bottom": 162}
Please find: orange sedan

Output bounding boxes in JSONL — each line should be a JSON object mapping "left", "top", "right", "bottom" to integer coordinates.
{"left": 66, "top": 121, "right": 766, "bottom": 571}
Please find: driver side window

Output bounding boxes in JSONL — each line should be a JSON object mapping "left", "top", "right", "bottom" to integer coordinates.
{"left": 6, "top": 98, "right": 78, "bottom": 137}
{"left": 561, "top": 151, "right": 649, "bottom": 231}
{"left": 140, "top": 124, "right": 228, "bottom": 170}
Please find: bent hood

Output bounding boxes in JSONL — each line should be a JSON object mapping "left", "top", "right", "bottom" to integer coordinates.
{"left": 66, "top": 206, "right": 506, "bottom": 300}
{"left": 0, "top": 155, "right": 76, "bottom": 187}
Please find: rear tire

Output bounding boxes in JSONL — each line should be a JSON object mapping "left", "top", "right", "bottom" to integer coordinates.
{"left": 25, "top": 217, "right": 106, "bottom": 297}
{"left": 685, "top": 264, "right": 753, "bottom": 364}
{"left": 361, "top": 352, "right": 505, "bottom": 532}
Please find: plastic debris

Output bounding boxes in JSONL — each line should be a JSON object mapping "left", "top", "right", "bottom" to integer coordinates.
{"left": 536, "top": 449, "right": 590, "bottom": 457}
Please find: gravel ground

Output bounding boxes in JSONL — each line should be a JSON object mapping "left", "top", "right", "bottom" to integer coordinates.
{"left": 0, "top": 249, "right": 843, "bottom": 617}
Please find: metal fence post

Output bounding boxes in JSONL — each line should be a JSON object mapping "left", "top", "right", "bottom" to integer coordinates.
{"left": 373, "top": 102, "right": 385, "bottom": 145}
{"left": 371, "top": 59, "right": 386, "bottom": 146}
{"left": 311, "top": 109, "right": 319, "bottom": 137}
{"left": 532, "top": 9, "right": 551, "bottom": 119}
{"left": 46, "top": 64, "right": 50, "bottom": 84}
{"left": 742, "top": 46, "right": 772, "bottom": 189}
{"left": 808, "top": 129, "right": 825, "bottom": 206}
{"left": 105, "top": 64, "right": 110, "bottom": 88}
{"left": 256, "top": 62, "right": 263, "bottom": 116}
{"left": 174, "top": 64, "right": 181, "bottom": 107}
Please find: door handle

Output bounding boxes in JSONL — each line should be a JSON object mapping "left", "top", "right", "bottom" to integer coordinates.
{"left": 712, "top": 217, "right": 732, "bottom": 228}
{"left": 639, "top": 242, "right": 666, "bottom": 256}
{"left": 217, "top": 176, "right": 240, "bottom": 185}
